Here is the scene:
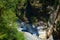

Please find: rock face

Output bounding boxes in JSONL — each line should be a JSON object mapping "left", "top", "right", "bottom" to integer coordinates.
{"left": 24, "top": 32, "right": 53, "bottom": 40}
{"left": 24, "top": 32, "right": 41, "bottom": 40}
{"left": 39, "top": 30, "right": 46, "bottom": 39}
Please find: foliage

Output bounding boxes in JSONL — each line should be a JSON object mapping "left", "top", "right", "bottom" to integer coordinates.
{"left": 56, "top": 21, "right": 60, "bottom": 27}
{"left": 0, "top": 0, "right": 25, "bottom": 40}
{"left": 16, "top": 0, "right": 60, "bottom": 24}
{"left": 16, "top": 32, "right": 25, "bottom": 40}
{"left": 0, "top": 9, "right": 17, "bottom": 40}
{"left": 30, "top": 16, "right": 37, "bottom": 24}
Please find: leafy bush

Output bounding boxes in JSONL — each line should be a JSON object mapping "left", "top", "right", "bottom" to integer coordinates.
{"left": 0, "top": 0, "right": 25, "bottom": 40}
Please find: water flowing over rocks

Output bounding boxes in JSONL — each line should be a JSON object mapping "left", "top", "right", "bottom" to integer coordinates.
{"left": 16, "top": 20, "right": 53, "bottom": 40}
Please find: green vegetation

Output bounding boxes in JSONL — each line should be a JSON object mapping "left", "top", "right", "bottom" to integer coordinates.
{"left": 16, "top": 0, "right": 59, "bottom": 23}
{"left": 16, "top": 32, "right": 25, "bottom": 40}
{"left": 0, "top": 0, "right": 25, "bottom": 40}
{"left": 56, "top": 21, "right": 60, "bottom": 27}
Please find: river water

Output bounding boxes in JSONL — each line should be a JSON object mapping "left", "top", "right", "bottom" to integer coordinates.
{"left": 16, "top": 20, "right": 54, "bottom": 40}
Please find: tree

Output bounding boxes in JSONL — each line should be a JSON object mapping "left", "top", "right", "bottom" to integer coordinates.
{"left": 0, "top": 0, "right": 25, "bottom": 40}
{"left": 45, "top": 0, "right": 60, "bottom": 39}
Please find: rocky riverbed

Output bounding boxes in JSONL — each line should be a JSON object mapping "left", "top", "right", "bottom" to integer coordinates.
{"left": 16, "top": 20, "right": 54, "bottom": 40}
